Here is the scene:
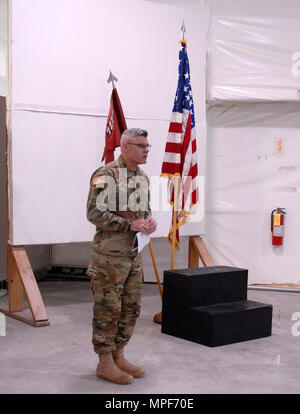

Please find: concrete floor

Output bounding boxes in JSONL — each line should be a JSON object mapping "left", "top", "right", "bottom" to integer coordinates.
{"left": 0, "top": 280, "right": 299, "bottom": 394}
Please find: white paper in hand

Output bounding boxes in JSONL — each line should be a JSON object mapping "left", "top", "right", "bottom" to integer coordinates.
{"left": 132, "top": 232, "right": 150, "bottom": 254}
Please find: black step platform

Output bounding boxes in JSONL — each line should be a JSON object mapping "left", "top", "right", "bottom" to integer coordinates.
{"left": 189, "top": 300, "right": 273, "bottom": 347}
{"left": 161, "top": 266, "right": 273, "bottom": 347}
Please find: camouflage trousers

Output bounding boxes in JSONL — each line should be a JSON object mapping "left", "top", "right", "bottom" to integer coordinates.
{"left": 88, "top": 253, "right": 143, "bottom": 354}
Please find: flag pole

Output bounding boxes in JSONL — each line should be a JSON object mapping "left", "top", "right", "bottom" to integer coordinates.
{"left": 149, "top": 241, "right": 163, "bottom": 299}
{"left": 171, "top": 176, "right": 179, "bottom": 270}
{"left": 181, "top": 20, "right": 186, "bottom": 41}
{"left": 170, "top": 22, "right": 186, "bottom": 270}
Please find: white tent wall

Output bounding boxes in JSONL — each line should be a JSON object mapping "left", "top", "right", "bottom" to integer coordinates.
{"left": 204, "top": 0, "right": 300, "bottom": 284}
{"left": 1, "top": 101, "right": 49, "bottom": 281}
{"left": 8, "top": 0, "right": 207, "bottom": 246}
{"left": 206, "top": 0, "right": 300, "bottom": 102}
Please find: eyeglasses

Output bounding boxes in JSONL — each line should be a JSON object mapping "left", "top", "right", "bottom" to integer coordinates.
{"left": 127, "top": 143, "right": 152, "bottom": 149}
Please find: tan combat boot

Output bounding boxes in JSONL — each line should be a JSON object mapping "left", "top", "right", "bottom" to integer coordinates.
{"left": 112, "top": 346, "right": 145, "bottom": 378}
{"left": 96, "top": 352, "right": 133, "bottom": 385}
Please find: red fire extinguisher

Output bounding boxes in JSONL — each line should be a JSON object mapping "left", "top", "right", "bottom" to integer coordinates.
{"left": 271, "top": 208, "right": 286, "bottom": 246}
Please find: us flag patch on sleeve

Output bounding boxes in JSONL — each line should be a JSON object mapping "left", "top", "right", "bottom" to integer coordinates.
{"left": 92, "top": 176, "right": 105, "bottom": 187}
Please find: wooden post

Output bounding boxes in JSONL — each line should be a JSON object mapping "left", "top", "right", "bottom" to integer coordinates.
{"left": 149, "top": 240, "right": 163, "bottom": 325}
{"left": 148, "top": 241, "right": 163, "bottom": 300}
{"left": 1, "top": 245, "right": 50, "bottom": 326}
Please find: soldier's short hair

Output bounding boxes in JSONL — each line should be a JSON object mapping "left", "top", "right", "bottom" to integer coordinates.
{"left": 120, "top": 128, "right": 148, "bottom": 146}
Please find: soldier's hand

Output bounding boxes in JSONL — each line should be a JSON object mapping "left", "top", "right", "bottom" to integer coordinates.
{"left": 147, "top": 218, "right": 157, "bottom": 234}
{"left": 130, "top": 219, "right": 150, "bottom": 234}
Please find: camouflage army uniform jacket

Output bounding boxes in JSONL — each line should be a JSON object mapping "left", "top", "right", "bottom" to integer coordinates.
{"left": 86, "top": 155, "right": 151, "bottom": 258}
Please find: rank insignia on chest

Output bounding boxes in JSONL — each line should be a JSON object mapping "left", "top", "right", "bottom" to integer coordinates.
{"left": 92, "top": 176, "right": 106, "bottom": 187}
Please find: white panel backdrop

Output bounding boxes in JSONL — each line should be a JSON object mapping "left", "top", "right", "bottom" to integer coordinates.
{"left": 207, "top": 0, "right": 300, "bottom": 102}
{"left": 205, "top": 0, "right": 300, "bottom": 284}
{"left": 9, "top": 0, "right": 207, "bottom": 245}
{"left": 205, "top": 105, "right": 300, "bottom": 284}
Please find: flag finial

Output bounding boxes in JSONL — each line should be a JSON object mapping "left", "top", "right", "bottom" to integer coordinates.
{"left": 181, "top": 20, "right": 186, "bottom": 40}
{"left": 107, "top": 70, "right": 118, "bottom": 89}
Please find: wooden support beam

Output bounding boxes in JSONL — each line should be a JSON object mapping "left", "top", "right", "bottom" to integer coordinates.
{"left": 12, "top": 246, "right": 49, "bottom": 322}
{"left": 188, "top": 235, "right": 215, "bottom": 267}
{"left": 7, "top": 245, "right": 24, "bottom": 312}
{"left": 1, "top": 247, "right": 50, "bottom": 326}
{"left": 189, "top": 237, "right": 199, "bottom": 268}
{"left": 0, "top": 245, "right": 50, "bottom": 327}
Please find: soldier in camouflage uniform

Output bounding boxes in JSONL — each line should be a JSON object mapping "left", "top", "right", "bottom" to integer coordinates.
{"left": 86, "top": 128, "right": 157, "bottom": 385}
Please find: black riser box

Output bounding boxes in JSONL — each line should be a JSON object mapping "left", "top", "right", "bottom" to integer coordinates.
{"left": 161, "top": 266, "right": 273, "bottom": 347}
{"left": 162, "top": 266, "right": 248, "bottom": 341}
{"left": 189, "top": 300, "right": 273, "bottom": 347}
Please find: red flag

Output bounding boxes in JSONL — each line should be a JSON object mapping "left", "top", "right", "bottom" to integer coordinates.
{"left": 102, "top": 88, "right": 127, "bottom": 164}
{"left": 161, "top": 40, "right": 200, "bottom": 250}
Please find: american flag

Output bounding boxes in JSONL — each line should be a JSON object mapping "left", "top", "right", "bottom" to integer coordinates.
{"left": 161, "top": 40, "right": 199, "bottom": 249}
